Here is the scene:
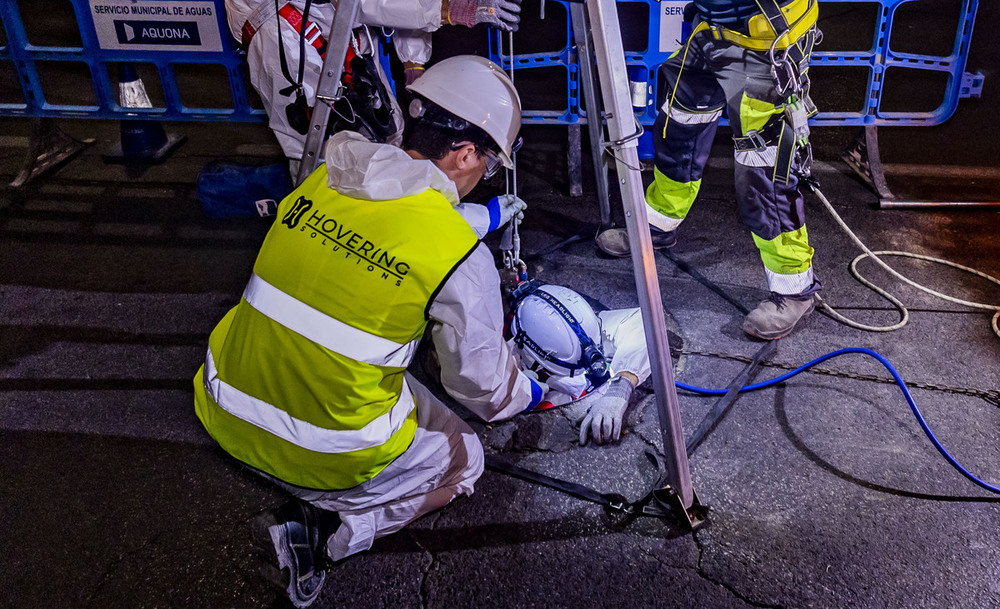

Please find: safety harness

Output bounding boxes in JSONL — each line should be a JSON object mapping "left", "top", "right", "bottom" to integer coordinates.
{"left": 685, "top": 0, "right": 819, "bottom": 184}
{"left": 241, "top": 1, "right": 398, "bottom": 143}
{"left": 691, "top": 0, "right": 818, "bottom": 51}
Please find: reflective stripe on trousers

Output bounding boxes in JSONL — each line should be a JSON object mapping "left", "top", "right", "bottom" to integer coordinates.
{"left": 648, "top": 28, "right": 817, "bottom": 294}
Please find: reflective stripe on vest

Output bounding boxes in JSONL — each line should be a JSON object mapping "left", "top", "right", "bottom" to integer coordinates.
{"left": 202, "top": 346, "right": 414, "bottom": 453}
{"left": 243, "top": 273, "right": 420, "bottom": 368}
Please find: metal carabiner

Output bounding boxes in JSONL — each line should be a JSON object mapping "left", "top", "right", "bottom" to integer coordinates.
{"left": 771, "top": 59, "right": 798, "bottom": 98}
{"left": 768, "top": 39, "right": 800, "bottom": 99}
{"left": 792, "top": 139, "right": 814, "bottom": 178}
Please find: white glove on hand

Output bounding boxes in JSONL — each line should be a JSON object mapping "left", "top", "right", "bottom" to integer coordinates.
{"left": 446, "top": 0, "right": 522, "bottom": 31}
{"left": 579, "top": 376, "right": 635, "bottom": 445}
{"left": 487, "top": 194, "right": 527, "bottom": 232}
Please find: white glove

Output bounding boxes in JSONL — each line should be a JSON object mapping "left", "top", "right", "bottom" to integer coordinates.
{"left": 579, "top": 376, "right": 634, "bottom": 445}
{"left": 446, "top": 0, "right": 522, "bottom": 32}
{"left": 487, "top": 194, "right": 526, "bottom": 232}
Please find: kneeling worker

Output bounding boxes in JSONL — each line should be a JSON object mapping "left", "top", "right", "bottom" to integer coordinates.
{"left": 193, "top": 56, "right": 544, "bottom": 608}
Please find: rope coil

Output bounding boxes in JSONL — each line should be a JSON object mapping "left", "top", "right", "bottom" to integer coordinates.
{"left": 806, "top": 185, "right": 1000, "bottom": 338}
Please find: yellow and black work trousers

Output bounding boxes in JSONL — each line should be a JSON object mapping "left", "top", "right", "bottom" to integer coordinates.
{"left": 646, "top": 25, "right": 820, "bottom": 296}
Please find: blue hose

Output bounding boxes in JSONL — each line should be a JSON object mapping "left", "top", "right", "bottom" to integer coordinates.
{"left": 676, "top": 347, "right": 1000, "bottom": 495}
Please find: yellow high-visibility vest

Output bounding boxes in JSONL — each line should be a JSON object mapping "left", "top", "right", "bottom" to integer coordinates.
{"left": 194, "top": 165, "right": 479, "bottom": 490}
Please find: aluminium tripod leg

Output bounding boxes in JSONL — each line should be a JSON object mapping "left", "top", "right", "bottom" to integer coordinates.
{"left": 585, "top": 0, "right": 702, "bottom": 527}
{"left": 295, "top": 0, "right": 362, "bottom": 184}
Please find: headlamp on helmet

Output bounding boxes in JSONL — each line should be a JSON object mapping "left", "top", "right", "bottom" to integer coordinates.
{"left": 510, "top": 282, "right": 610, "bottom": 387}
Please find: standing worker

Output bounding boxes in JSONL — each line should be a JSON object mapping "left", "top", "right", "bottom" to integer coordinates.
{"left": 597, "top": 0, "right": 822, "bottom": 340}
{"left": 193, "top": 56, "right": 542, "bottom": 608}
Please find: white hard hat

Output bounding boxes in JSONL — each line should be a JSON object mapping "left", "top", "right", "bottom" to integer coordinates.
{"left": 511, "top": 284, "right": 609, "bottom": 382}
{"left": 406, "top": 55, "right": 522, "bottom": 168}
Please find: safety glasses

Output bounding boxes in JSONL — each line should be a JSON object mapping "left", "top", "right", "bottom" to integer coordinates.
{"left": 455, "top": 137, "right": 524, "bottom": 181}
{"left": 482, "top": 136, "right": 523, "bottom": 179}
{"left": 480, "top": 148, "right": 505, "bottom": 180}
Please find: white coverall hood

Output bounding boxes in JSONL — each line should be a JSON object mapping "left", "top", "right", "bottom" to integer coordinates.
{"left": 324, "top": 131, "right": 460, "bottom": 205}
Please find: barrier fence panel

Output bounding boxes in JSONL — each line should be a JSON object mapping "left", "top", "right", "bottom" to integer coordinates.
{"left": 489, "top": 0, "right": 982, "bottom": 130}
{"left": 812, "top": 0, "right": 981, "bottom": 126}
{"left": 0, "top": 0, "right": 265, "bottom": 122}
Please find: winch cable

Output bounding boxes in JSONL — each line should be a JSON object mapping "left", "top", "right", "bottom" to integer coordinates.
{"left": 500, "top": 30, "right": 525, "bottom": 276}
{"left": 802, "top": 179, "right": 1000, "bottom": 339}
{"left": 676, "top": 346, "right": 1000, "bottom": 495}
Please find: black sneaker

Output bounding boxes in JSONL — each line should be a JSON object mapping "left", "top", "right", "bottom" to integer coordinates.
{"left": 595, "top": 226, "right": 677, "bottom": 257}
{"left": 250, "top": 500, "right": 338, "bottom": 608}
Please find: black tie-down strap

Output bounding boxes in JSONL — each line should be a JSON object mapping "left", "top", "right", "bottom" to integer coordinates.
{"left": 485, "top": 451, "right": 707, "bottom": 526}
{"left": 685, "top": 340, "right": 778, "bottom": 457}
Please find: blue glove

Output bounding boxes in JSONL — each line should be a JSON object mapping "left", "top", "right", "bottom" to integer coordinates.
{"left": 486, "top": 194, "right": 527, "bottom": 232}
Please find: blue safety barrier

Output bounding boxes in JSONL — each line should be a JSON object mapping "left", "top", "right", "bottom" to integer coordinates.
{"left": 0, "top": 0, "right": 265, "bottom": 122}
{"left": 0, "top": 1, "right": 401, "bottom": 123}
{"left": 1, "top": 0, "right": 980, "bottom": 128}
{"left": 810, "top": 0, "right": 980, "bottom": 126}
{"left": 488, "top": 0, "right": 982, "bottom": 129}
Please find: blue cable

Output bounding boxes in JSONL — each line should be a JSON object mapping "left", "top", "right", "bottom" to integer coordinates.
{"left": 676, "top": 347, "right": 1000, "bottom": 495}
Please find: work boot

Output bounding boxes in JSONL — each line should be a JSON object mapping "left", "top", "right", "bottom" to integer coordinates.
{"left": 743, "top": 292, "right": 816, "bottom": 340}
{"left": 250, "top": 500, "right": 340, "bottom": 608}
{"left": 595, "top": 226, "right": 676, "bottom": 258}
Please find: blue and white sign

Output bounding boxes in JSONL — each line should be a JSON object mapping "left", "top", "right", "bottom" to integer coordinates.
{"left": 89, "top": 0, "right": 222, "bottom": 52}
{"left": 658, "top": 1, "right": 689, "bottom": 53}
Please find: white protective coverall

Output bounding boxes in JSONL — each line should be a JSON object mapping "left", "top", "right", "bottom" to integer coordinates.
{"left": 520, "top": 307, "right": 653, "bottom": 409}
{"left": 225, "top": 0, "right": 443, "bottom": 173}
{"left": 265, "top": 131, "right": 540, "bottom": 561}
